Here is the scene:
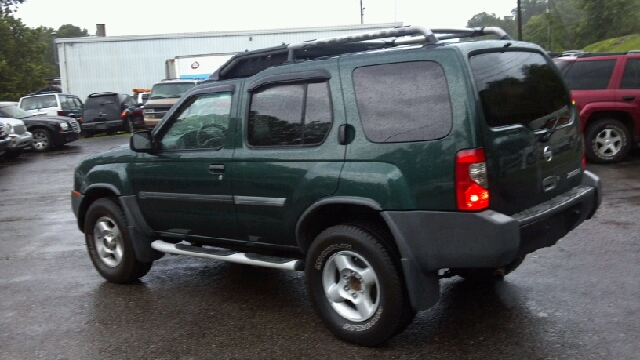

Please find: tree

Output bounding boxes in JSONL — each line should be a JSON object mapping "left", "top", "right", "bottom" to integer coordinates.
{"left": 0, "top": 11, "right": 49, "bottom": 100}
{"left": 466, "top": 12, "right": 517, "bottom": 39}
{"left": 573, "top": 0, "right": 640, "bottom": 48}
{"left": 56, "top": 23, "right": 88, "bottom": 38}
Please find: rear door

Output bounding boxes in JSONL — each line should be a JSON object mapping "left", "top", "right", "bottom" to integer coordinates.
{"left": 617, "top": 56, "right": 640, "bottom": 139}
{"left": 83, "top": 95, "right": 120, "bottom": 123}
{"left": 470, "top": 50, "right": 584, "bottom": 215}
{"left": 231, "top": 60, "right": 345, "bottom": 248}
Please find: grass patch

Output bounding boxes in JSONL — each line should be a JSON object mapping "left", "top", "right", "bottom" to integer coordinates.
{"left": 583, "top": 34, "right": 640, "bottom": 52}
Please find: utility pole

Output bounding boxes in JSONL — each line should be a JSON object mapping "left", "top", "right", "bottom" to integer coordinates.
{"left": 517, "top": 0, "right": 522, "bottom": 41}
{"left": 360, "top": 0, "right": 364, "bottom": 24}
{"left": 547, "top": 0, "right": 551, "bottom": 50}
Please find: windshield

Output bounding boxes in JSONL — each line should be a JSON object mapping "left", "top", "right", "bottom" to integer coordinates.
{"left": 149, "top": 83, "right": 196, "bottom": 100}
{"left": 0, "top": 105, "right": 32, "bottom": 119}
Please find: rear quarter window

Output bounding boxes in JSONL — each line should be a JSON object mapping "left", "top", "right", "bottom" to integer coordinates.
{"left": 353, "top": 61, "right": 452, "bottom": 143}
{"left": 561, "top": 59, "right": 616, "bottom": 90}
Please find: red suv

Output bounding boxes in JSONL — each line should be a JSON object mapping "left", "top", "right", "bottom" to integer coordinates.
{"left": 554, "top": 52, "right": 640, "bottom": 163}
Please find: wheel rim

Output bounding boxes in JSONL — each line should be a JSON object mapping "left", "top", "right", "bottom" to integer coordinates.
{"left": 593, "top": 127, "right": 623, "bottom": 158}
{"left": 33, "top": 132, "right": 48, "bottom": 150}
{"left": 322, "top": 250, "right": 380, "bottom": 322}
{"left": 93, "top": 216, "right": 124, "bottom": 267}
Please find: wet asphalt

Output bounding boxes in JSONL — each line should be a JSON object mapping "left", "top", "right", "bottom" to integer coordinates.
{"left": 0, "top": 135, "right": 639, "bottom": 360}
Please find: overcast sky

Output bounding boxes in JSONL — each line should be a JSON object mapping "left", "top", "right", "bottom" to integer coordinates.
{"left": 14, "top": 0, "right": 516, "bottom": 36}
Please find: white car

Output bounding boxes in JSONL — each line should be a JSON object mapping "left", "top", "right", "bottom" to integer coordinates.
{"left": 18, "top": 92, "right": 83, "bottom": 118}
{"left": 1, "top": 117, "right": 33, "bottom": 160}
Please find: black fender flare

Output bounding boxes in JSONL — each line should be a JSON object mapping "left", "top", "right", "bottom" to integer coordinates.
{"left": 295, "top": 196, "right": 440, "bottom": 311}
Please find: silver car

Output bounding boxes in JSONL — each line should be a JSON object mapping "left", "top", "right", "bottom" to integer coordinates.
{"left": 1, "top": 117, "right": 33, "bottom": 160}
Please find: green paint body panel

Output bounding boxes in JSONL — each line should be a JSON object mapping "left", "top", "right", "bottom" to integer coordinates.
{"left": 231, "top": 59, "right": 346, "bottom": 246}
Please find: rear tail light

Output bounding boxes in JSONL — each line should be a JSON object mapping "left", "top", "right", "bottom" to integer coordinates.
{"left": 121, "top": 111, "right": 127, "bottom": 119}
{"left": 78, "top": 117, "right": 83, "bottom": 123}
{"left": 57, "top": 110, "right": 65, "bottom": 116}
{"left": 456, "top": 148, "right": 489, "bottom": 211}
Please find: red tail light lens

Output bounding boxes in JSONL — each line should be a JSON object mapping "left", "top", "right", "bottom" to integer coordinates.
{"left": 121, "top": 111, "right": 127, "bottom": 119}
{"left": 57, "top": 110, "right": 64, "bottom": 116}
{"left": 456, "top": 148, "right": 489, "bottom": 211}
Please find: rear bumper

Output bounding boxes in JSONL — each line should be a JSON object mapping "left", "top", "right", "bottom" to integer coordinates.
{"left": 81, "top": 120, "right": 123, "bottom": 132}
{"left": 384, "top": 170, "right": 601, "bottom": 273}
{"left": 143, "top": 116, "right": 161, "bottom": 129}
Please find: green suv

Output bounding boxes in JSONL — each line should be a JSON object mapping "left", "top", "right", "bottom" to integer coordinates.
{"left": 72, "top": 26, "right": 601, "bottom": 346}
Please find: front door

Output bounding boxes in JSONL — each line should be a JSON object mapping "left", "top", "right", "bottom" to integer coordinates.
{"left": 130, "top": 84, "right": 240, "bottom": 241}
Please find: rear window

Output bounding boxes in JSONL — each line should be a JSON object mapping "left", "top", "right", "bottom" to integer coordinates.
{"left": 20, "top": 95, "right": 57, "bottom": 111}
{"left": 149, "top": 83, "right": 197, "bottom": 100}
{"left": 470, "top": 51, "right": 571, "bottom": 128}
{"left": 85, "top": 95, "right": 116, "bottom": 109}
{"left": 560, "top": 59, "right": 616, "bottom": 90}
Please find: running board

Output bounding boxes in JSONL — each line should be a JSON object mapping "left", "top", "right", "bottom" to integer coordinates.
{"left": 151, "top": 240, "right": 303, "bottom": 271}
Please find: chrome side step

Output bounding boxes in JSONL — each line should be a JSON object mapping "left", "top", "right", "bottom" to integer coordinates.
{"left": 151, "top": 240, "right": 303, "bottom": 271}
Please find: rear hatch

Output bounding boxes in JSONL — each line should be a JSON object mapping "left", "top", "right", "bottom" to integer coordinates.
{"left": 469, "top": 49, "right": 584, "bottom": 215}
{"left": 83, "top": 94, "right": 121, "bottom": 123}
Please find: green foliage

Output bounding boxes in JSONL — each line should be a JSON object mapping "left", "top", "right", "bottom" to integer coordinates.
{"left": 0, "top": 12, "right": 48, "bottom": 100}
{"left": 468, "top": 0, "right": 640, "bottom": 52}
{"left": 583, "top": 35, "right": 640, "bottom": 52}
{"left": 56, "top": 24, "right": 89, "bottom": 38}
{"left": 467, "top": 12, "right": 517, "bottom": 39}
{"left": 573, "top": 0, "right": 640, "bottom": 48}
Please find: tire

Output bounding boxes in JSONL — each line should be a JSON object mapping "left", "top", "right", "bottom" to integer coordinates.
{"left": 84, "top": 198, "right": 153, "bottom": 283}
{"left": 585, "top": 119, "right": 632, "bottom": 164}
{"left": 82, "top": 131, "right": 94, "bottom": 138}
{"left": 31, "top": 128, "right": 52, "bottom": 152}
{"left": 3, "top": 149, "right": 23, "bottom": 160}
{"left": 305, "top": 224, "right": 413, "bottom": 346}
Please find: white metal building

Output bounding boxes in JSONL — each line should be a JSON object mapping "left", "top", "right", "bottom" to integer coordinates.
{"left": 55, "top": 22, "right": 402, "bottom": 101}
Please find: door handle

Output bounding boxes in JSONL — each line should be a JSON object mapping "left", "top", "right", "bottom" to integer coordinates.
{"left": 622, "top": 96, "right": 636, "bottom": 101}
{"left": 209, "top": 164, "right": 225, "bottom": 173}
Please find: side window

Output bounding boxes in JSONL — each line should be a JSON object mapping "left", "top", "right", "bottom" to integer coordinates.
{"left": 563, "top": 60, "right": 616, "bottom": 90}
{"left": 59, "top": 95, "right": 71, "bottom": 110}
{"left": 40, "top": 95, "right": 57, "bottom": 109}
{"left": 353, "top": 61, "right": 452, "bottom": 143}
{"left": 621, "top": 58, "right": 640, "bottom": 89}
{"left": 161, "top": 92, "right": 232, "bottom": 151}
{"left": 123, "top": 96, "right": 135, "bottom": 107}
{"left": 248, "top": 81, "right": 332, "bottom": 147}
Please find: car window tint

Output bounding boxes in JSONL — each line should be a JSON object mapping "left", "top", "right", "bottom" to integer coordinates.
{"left": 248, "top": 84, "right": 304, "bottom": 147}
{"left": 470, "top": 51, "right": 571, "bottom": 129}
{"left": 59, "top": 95, "right": 72, "bottom": 110}
{"left": 21, "top": 95, "right": 57, "bottom": 110}
{"left": 162, "top": 92, "right": 232, "bottom": 151}
{"left": 40, "top": 95, "right": 57, "bottom": 108}
{"left": 562, "top": 59, "right": 616, "bottom": 90}
{"left": 621, "top": 58, "right": 640, "bottom": 89}
{"left": 304, "top": 82, "right": 332, "bottom": 145}
{"left": 353, "top": 61, "right": 452, "bottom": 143}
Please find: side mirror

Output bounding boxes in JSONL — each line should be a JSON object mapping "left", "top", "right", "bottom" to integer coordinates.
{"left": 130, "top": 130, "right": 155, "bottom": 153}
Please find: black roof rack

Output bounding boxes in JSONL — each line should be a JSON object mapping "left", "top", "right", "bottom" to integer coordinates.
{"left": 208, "top": 25, "right": 511, "bottom": 81}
